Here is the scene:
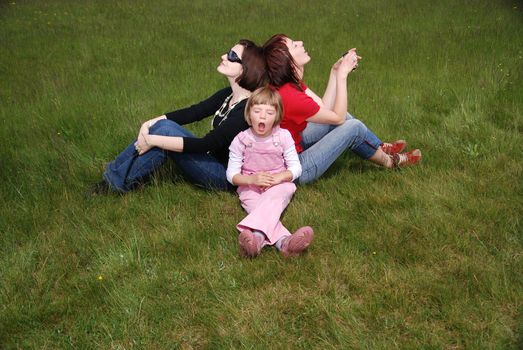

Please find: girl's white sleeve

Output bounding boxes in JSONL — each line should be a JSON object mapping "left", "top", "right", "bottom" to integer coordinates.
{"left": 226, "top": 136, "right": 244, "bottom": 184}
{"left": 282, "top": 130, "right": 302, "bottom": 181}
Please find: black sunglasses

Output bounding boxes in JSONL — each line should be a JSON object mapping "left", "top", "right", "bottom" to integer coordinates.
{"left": 227, "top": 50, "right": 242, "bottom": 64}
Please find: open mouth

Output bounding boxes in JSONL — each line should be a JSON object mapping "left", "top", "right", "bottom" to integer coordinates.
{"left": 257, "top": 122, "right": 266, "bottom": 133}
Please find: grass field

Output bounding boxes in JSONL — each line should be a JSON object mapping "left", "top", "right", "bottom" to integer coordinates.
{"left": 1, "top": 0, "right": 522, "bottom": 348}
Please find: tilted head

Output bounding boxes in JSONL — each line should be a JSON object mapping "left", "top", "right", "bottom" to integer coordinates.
{"left": 262, "top": 34, "right": 310, "bottom": 89}
{"left": 217, "top": 39, "right": 268, "bottom": 91}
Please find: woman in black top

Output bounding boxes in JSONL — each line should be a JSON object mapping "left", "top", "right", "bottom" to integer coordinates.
{"left": 89, "top": 40, "right": 267, "bottom": 193}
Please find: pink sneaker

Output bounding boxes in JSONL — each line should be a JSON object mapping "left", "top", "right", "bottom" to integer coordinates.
{"left": 392, "top": 149, "right": 422, "bottom": 167}
{"left": 280, "top": 226, "right": 314, "bottom": 258}
{"left": 381, "top": 140, "right": 407, "bottom": 155}
{"left": 238, "top": 229, "right": 263, "bottom": 258}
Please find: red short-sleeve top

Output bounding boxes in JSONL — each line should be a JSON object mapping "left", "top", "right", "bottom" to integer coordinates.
{"left": 277, "top": 82, "right": 320, "bottom": 153}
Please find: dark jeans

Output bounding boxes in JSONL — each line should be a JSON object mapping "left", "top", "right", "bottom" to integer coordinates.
{"left": 103, "top": 119, "right": 234, "bottom": 192}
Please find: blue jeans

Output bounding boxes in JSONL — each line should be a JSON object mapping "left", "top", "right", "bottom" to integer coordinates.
{"left": 297, "top": 114, "right": 382, "bottom": 184}
{"left": 103, "top": 119, "right": 234, "bottom": 192}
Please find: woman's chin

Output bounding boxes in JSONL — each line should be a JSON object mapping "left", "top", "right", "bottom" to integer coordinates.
{"left": 217, "top": 63, "right": 229, "bottom": 74}
{"left": 217, "top": 67, "right": 239, "bottom": 80}
{"left": 304, "top": 55, "right": 311, "bottom": 65}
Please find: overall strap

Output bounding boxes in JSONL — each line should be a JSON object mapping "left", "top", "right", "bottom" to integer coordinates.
{"left": 271, "top": 128, "right": 284, "bottom": 153}
{"left": 237, "top": 130, "right": 253, "bottom": 148}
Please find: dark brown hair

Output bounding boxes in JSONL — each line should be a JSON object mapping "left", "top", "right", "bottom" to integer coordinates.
{"left": 236, "top": 39, "right": 268, "bottom": 91}
{"left": 244, "top": 86, "right": 284, "bottom": 126}
{"left": 262, "top": 34, "right": 302, "bottom": 90}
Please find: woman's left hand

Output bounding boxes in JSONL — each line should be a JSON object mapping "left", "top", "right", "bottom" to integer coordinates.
{"left": 332, "top": 58, "right": 342, "bottom": 72}
{"left": 135, "top": 129, "right": 153, "bottom": 155}
{"left": 333, "top": 49, "right": 361, "bottom": 69}
{"left": 337, "top": 48, "right": 361, "bottom": 77}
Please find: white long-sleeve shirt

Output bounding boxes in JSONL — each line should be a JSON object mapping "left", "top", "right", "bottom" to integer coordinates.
{"left": 226, "top": 127, "right": 301, "bottom": 184}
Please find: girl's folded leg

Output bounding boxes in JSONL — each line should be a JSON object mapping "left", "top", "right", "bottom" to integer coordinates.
{"left": 236, "top": 183, "right": 296, "bottom": 244}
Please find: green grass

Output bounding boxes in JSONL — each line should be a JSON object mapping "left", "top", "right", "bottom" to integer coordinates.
{"left": 1, "top": 0, "right": 522, "bottom": 348}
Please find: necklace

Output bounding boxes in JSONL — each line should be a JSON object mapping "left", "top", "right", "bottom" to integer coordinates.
{"left": 211, "top": 93, "right": 248, "bottom": 128}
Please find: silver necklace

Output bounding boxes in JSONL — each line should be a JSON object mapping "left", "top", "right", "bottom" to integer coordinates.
{"left": 211, "top": 93, "right": 246, "bottom": 127}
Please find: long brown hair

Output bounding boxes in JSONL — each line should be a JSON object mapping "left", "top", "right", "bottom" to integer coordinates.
{"left": 262, "top": 34, "right": 302, "bottom": 90}
{"left": 236, "top": 39, "right": 268, "bottom": 91}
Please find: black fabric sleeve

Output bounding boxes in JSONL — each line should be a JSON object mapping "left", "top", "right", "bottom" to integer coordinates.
{"left": 182, "top": 99, "right": 249, "bottom": 161}
{"left": 164, "top": 87, "right": 231, "bottom": 125}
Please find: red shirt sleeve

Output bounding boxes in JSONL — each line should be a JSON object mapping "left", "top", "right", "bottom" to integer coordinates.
{"left": 282, "top": 82, "right": 320, "bottom": 122}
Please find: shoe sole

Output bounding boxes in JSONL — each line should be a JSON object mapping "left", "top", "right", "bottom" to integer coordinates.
{"left": 238, "top": 230, "right": 261, "bottom": 258}
{"left": 282, "top": 226, "right": 314, "bottom": 258}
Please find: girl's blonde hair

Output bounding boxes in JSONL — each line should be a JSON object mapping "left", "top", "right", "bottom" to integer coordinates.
{"left": 244, "top": 86, "right": 284, "bottom": 126}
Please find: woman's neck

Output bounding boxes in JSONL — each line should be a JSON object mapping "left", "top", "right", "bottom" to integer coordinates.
{"left": 296, "top": 65, "right": 305, "bottom": 80}
{"left": 229, "top": 80, "right": 251, "bottom": 105}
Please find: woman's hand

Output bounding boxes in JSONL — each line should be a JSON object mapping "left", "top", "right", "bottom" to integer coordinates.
{"left": 134, "top": 116, "right": 166, "bottom": 155}
{"left": 337, "top": 48, "right": 361, "bottom": 78}
{"left": 134, "top": 122, "right": 152, "bottom": 155}
{"left": 331, "top": 57, "right": 343, "bottom": 73}
{"left": 136, "top": 120, "right": 152, "bottom": 141}
{"left": 134, "top": 132, "right": 153, "bottom": 155}
{"left": 332, "top": 49, "right": 361, "bottom": 71}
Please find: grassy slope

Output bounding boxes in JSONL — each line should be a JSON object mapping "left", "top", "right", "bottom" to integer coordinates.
{"left": 0, "top": 0, "right": 521, "bottom": 348}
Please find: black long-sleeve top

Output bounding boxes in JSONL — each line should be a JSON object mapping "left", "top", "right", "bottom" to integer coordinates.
{"left": 165, "top": 87, "right": 249, "bottom": 164}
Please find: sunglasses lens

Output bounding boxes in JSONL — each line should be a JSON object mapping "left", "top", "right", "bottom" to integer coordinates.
{"left": 227, "top": 50, "right": 241, "bottom": 63}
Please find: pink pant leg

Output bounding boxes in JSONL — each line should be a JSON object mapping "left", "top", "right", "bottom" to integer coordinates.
{"left": 236, "top": 182, "right": 296, "bottom": 245}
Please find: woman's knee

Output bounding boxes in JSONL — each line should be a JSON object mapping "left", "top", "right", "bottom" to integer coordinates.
{"left": 344, "top": 117, "right": 365, "bottom": 130}
{"left": 338, "top": 118, "right": 367, "bottom": 139}
{"left": 346, "top": 113, "right": 361, "bottom": 121}
{"left": 149, "top": 119, "right": 187, "bottom": 137}
{"left": 332, "top": 119, "right": 370, "bottom": 156}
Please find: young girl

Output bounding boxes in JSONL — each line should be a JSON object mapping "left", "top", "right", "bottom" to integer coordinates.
{"left": 226, "top": 86, "right": 314, "bottom": 258}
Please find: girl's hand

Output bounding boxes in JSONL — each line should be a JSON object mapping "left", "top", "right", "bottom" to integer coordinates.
{"left": 260, "top": 171, "right": 293, "bottom": 190}
{"left": 268, "top": 172, "right": 287, "bottom": 186}
{"left": 250, "top": 172, "right": 275, "bottom": 188}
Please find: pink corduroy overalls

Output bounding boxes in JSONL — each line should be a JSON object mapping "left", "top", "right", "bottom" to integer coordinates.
{"left": 236, "top": 127, "right": 296, "bottom": 246}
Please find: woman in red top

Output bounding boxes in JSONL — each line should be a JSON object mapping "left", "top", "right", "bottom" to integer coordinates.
{"left": 262, "top": 34, "right": 421, "bottom": 184}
